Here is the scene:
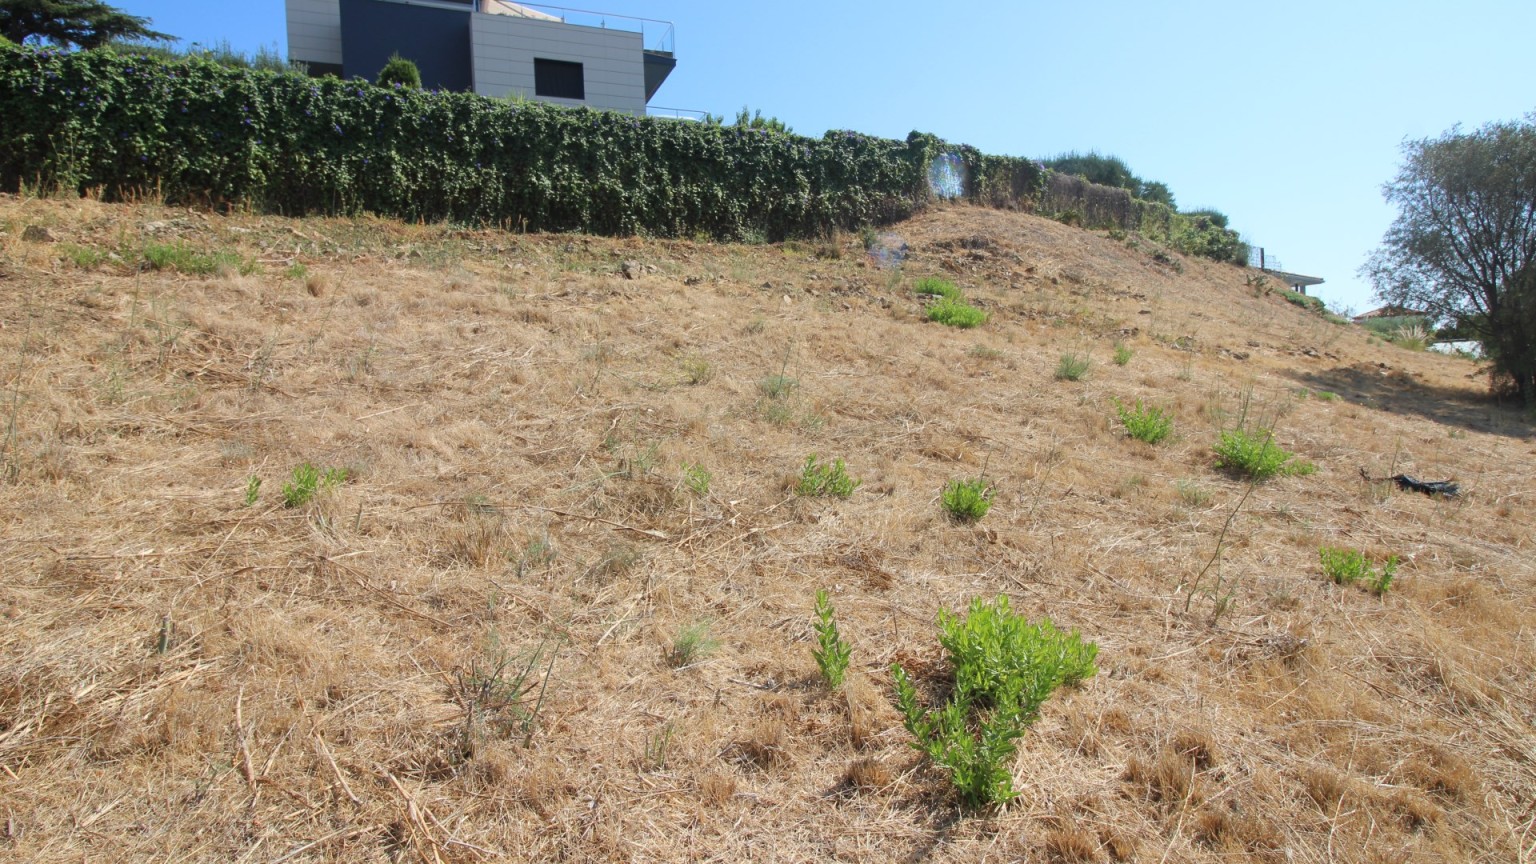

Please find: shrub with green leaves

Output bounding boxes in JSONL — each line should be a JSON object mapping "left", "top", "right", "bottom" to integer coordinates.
{"left": 891, "top": 596, "right": 1097, "bottom": 809}
{"left": 795, "top": 454, "right": 860, "bottom": 498}
{"left": 926, "top": 297, "right": 988, "bottom": 328}
{"left": 376, "top": 53, "right": 420, "bottom": 89}
{"left": 1112, "top": 341, "right": 1133, "bottom": 366}
{"left": 1213, "top": 428, "right": 1315, "bottom": 480}
{"left": 280, "top": 462, "right": 347, "bottom": 508}
{"left": 1054, "top": 352, "right": 1091, "bottom": 381}
{"left": 1114, "top": 398, "right": 1173, "bottom": 444}
{"left": 1320, "top": 546, "right": 1398, "bottom": 595}
{"left": 667, "top": 621, "right": 717, "bottom": 668}
{"left": 811, "top": 589, "right": 851, "bottom": 689}
{"left": 913, "top": 276, "right": 962, "bottom": 300}
{"left": 941, "top": 477, "right": 993, "bottom": 523}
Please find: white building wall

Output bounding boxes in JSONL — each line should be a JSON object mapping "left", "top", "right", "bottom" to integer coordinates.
{"left": 286, "top": 0, "right": 343, "bottom": 66}
{"left": 470, "top": 13, "right": 646, "bottom": 114}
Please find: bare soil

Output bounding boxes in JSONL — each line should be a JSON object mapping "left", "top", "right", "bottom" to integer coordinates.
{"left": 1, "top": 194, "right": 1532, "bottom": 863}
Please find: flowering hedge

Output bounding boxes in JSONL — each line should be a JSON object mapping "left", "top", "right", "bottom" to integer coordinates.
{"left": 0, "top": 43, "right": 1237, "bottom": 261}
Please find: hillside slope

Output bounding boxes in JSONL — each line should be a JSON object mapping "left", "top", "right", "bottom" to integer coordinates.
{"left": 1, "top": 195, "right": 1532, "bottom": 863}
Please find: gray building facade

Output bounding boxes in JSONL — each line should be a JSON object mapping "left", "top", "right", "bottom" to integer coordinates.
{"left": 285, "top": 0, "right": 675, "bottom": 115}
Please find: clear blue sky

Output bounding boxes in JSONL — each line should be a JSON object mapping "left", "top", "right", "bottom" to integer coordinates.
{"left": 125, "top": 0, "right": 1536, "bottom": 313}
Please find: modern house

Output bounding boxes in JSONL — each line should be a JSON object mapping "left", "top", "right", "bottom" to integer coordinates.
{"left": 284, "top": 0, "right": 676, "bottom": 115}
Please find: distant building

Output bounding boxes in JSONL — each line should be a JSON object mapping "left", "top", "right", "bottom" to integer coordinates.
{"left": 285, "top": 0, "right": 676, "bottom": 115}
{"left": 1353, "top": 305, "right": 1428, "bottom": 322}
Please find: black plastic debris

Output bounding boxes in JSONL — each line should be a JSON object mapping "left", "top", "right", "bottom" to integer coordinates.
{"left": 1359, "top": 468, "right": 1460, "bottom": 499}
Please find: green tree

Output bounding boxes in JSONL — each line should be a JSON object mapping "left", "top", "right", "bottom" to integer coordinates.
{"left": 1364, "top": 114, "right": 1536, "bottom": 405}
{"left": 733, "top": 105, "right": 791, "bottom": 134}
{"left": 0, "top": 0, "right": 171, "bottom": 49}
{"left": 376, "top": 52, "right": 420, "bottom": 89}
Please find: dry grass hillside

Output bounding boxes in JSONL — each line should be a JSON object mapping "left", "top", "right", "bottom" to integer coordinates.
{"left": 1, "top": 194, "right": 1533, "bottom": 863}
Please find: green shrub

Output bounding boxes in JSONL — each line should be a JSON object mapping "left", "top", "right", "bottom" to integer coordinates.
{"left": 892, "top": 596, "right": 1097, "bottom": 809}
{"left": 1282, "top": 290, "right": 1327, "bottom": 314}
{"left": 941, "top": 477, "right": 993, "bottom": 523}
{"left": 1114, "top": 398, "right": 1173, "bottom": 444}
{"left": 811, "top": 589, "right": 851, "bottom": 689}
{"left": 280, "top": 463, "right": 346, "bottom": 508}
{"left": 1054, "top": 352, "right": 1091, "bottom": 381}
{"left": 926, "top": 297, "right": 988, "bottom": 328}
{"left": 1213, "top": 428, "right": 1314, "bottom": 480}
{"left": 666, "top": 621, "right": 717, "bottom": 668}
{"left": 681, "top": 463, "right": 711, "bottom": 496}
{"left": 795, "top": 454, "right": 860, "bottom": 498}
{"left": 1112, "top": 341, "right": 1133, "bottom": 366}
{"left": 243, "top": 475, "right": 261, "bottom": 506}
{"left": 913, "top": 276, "right": 962, "bottom": 300}
{"left": 1320, "top": 546, "right": 1398, "bottom": 595}
{"left": 143, "top": 242, "right": 253, "bottom": 276}
{"left": 376, "top": 53, "right": 420, "bottom": 89}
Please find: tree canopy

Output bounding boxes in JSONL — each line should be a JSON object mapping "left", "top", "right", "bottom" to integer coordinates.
{"left": 1364, "top": 114, "right": 1536, "bottom": 405}
{"left": 1041, "top": 151, "right": 1176, "bottom": 209}
{"left": 0, "top": 0, "right": 170, "bottom": 50}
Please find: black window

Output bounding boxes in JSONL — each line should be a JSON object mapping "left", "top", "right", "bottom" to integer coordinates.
{"left": 534, "top": 58, "right": 584, "bottom": 100}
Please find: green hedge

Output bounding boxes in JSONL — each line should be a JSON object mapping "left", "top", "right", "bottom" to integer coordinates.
{"left": 0, "top": 43, "right": 1238, "bottom": 260}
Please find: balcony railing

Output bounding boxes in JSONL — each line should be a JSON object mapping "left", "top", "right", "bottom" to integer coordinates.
{"left": 477, "top": 2, "right": 675, "bottom": 54}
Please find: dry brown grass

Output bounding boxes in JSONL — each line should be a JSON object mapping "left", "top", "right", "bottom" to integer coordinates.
{"left": 1, "top": 194, "right": 1533, "bottom": 862}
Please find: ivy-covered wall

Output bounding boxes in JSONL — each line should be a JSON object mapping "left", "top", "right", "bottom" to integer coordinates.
{"left": 0, "top": 44, "right": 1242, "bottom": 262}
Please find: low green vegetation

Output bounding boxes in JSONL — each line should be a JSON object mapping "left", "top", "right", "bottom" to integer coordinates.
{"left": 143, "top": 242, "right": 254, "bottom": 276}
{"left": 811, "top": 590, "right": 851, "bottom": 689}
{"left": 1054, "top": 352, "right": 1091, "bottom": 381}
{"left": 1114, "top": 398, "right": 1173, "bottom": 444}
{"left": 681, "top": 463, "right": 711, "bottom": 497}
{"left": 926, "top": 297, "right": 988, "bottom": 328}
{"left": 280, "top": 463, "right": 347, "bottom": 508}
{"left": 1112, "top": 341, "right": 1133, "bottom": 366}
{"left": 891, "top": 596, "right": 1097, "bottom": 809}
{"left": 795, "top": 455, "right": 860, "bottom": 498}
{"left": 913, "top": 276, "right": 962, "bottom": 301}
{"left": 666, "top": 621, "right": 717, "bottom": 668}
{"left": 941, "top": 477, "right": 993, "bottom": 523}
{"left": 1213, "top": 428, "right": 1314, "bottom": 480}
{"left": 243, "top": 475, "right": 261, "bottom": 506}
{"left": 1320, "top": 546, "right": 1398, "bottom": 595}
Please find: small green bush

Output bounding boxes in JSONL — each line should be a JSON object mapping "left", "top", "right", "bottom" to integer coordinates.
{"left": 681, "top": 463, "right": 711, "bottom": 496}
{"left": 913, "top": 276, "right": 962, "bottom": 300}
{"left": 667, "top": 621, "right": 717, "bottom": 668}
{"left": 376, "top": 54, "right": 421, "bottom": 89}
{"left": 281, "top": 463, "right": 347, "bottom": 508}
{"left": 1320, "top": 546, "right": 1398, "bottom": 595}
{"left": 941, "top": 477, "right": 993, "bottom": 523}
{"left": 891, "top": 596, "right": 1098, "bottom": 809}
{"left": 243, "top": 475, "right": 261, "bottom": 506}
{"left": 811, "top": 589, "right": 851, "bottom": 689}
{"left": 143, "top": 242, "right": 254, "bottom": 276}
{"left": 1054, "top": 352, "right": 1091, "bottom": 381}
{"left": 1112, "top": 341, "right": 1133, "bottom": 366}
{"left": 927, "top": 297, "right": 988, "bottom": 329}
{"left": 1114, "top": 398, "right": 1173, "bottom": 444}
{"left": 1213, "top": 428, "right": 1314, "bottom": 481}
{"left": 795, "top": 454, "right": 860, "bottom": 498}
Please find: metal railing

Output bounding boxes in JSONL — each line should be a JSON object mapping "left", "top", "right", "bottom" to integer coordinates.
{"left": 647, "top": 106, "right": 711, "bottom": 122}
{"left": 477, "top": 2, "right": 675, "bottom": 54}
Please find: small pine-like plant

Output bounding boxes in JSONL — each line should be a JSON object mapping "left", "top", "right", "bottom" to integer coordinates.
{"left": 243, "top": 475, "right": 261, "bottom": 506}
{"left": 927, "top": 298, "right": 988, "bottom": 329}
{"left": 281, "top": 463, "right": 347, "bottom": 508}
{"left": 1114, "top": 398, "right": 1173, "bottom": 444}
{"left": 811, "top": 589, "right": 851, "bottom": 689}
{"left": 913, "top": 277, "right": 963, "bottom": 301}
{"left": 1054, "top": 352, "right": 1091, "bottom": 381}
{"left": 1112, "top": 341, "right": 1133, "bottom": 366}
{"left": 795, "top": 454, "right": 861, "bottom": 498}
{"left": 376, "top": 53, "right": 421, "bottom": 89}
{"left": 1213, "top": 428, "right": 1314, "bottom": 480}
{"left": 667, "top": 621, "right": 718, "bottom": 668}
{"left": 891, "top": 596, "right": 1098, "bottom": 810}
{"left": 941, "top": 477, "right": 993, "bottom": 523}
